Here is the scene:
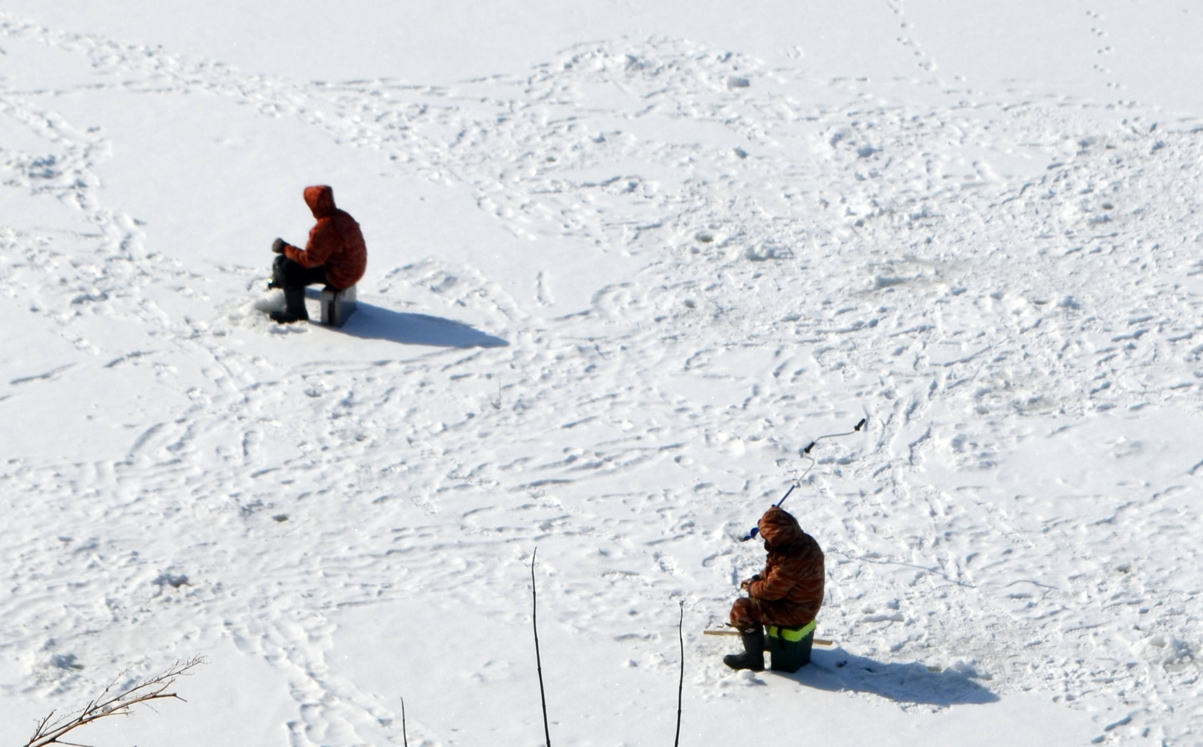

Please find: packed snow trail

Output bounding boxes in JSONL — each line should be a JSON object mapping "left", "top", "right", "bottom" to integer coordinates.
{"left": 2, "top": 11, "right": 1202, "bottom": 746}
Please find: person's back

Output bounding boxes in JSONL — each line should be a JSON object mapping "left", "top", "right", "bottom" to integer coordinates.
{"left": 284, "top": 185, "right": 366, "bottom": 291}
{"left": 724, "top": 505, "right": 825, "bottom": 670}
{"left": 749, "top": 506, "right": 825, "bottom": 626}
{"left": 268, "top": 185, "right": 367, "bottom": 323}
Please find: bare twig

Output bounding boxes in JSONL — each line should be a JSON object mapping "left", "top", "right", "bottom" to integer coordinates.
{"left": 23, "top": 657, "right": 203, "bottom": 747}
{"left": 674, "top": 602, "right": 684, "bottom": 747}
{"left": 531, "top": 548, "right": 552, "bottom": 747}
{"left": 400, "top": 696, "right": 408, "bottom": 747}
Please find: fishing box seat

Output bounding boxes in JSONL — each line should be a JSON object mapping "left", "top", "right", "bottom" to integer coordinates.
{"left": 766, "top": 619, "right": 815, "bottom": 673}
{"left": 319, "top": 284, "right": 357, "bottom": 327}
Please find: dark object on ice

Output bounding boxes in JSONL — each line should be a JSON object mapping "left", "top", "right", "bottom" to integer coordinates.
{"left": 268, "top": 185, "right": 367, "bottom": 324}
{"left": 766, "top": 620, "right": 815, "bottom": 672}
{"left": 270, "top": 304, "right": 307, "bottom": 324}
{"left": 723, "top": 625, "right": 765, "bottom": 671}
{"left": 269, "top": 310, "right": 305, "bottom": 324}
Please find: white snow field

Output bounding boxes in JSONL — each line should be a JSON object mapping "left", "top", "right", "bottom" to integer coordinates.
{"left": 2, "top": 2, "right": 1202, "bottom": 745}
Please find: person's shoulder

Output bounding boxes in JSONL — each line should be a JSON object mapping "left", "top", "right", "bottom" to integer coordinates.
{"left": 787, "top": 532, "right": 823, "bottom": 555}
{"left": 333, "top": 209, "right": 362, "bottom": 229}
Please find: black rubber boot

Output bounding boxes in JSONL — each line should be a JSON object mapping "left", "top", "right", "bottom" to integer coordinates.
{"left": 270, "top": 287, "right": 309, "bottom": 324}
{"left": 723, "top": 626, "right": 765, "bottom": 671}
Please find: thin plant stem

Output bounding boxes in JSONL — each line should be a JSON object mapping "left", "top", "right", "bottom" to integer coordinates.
{"left": 674, "top": 602, "right": 684, "bottom": 747}
{"left": 400, "top": 696, "right": 408, "bottom": 747}
{"left": 531, "top": 548, "right": 552, "bottom": 747}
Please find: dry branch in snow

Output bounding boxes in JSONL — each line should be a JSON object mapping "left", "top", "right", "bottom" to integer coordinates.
{"left": 21, "top": 657, "right": 203, "bottom": 747}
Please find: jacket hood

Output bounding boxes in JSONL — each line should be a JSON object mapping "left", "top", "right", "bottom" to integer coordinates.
{"left": 304, "top": 185, "right": 336, "bottom": 219}
{"left": 757, "top": 505, "right": 805, "bottom": 549}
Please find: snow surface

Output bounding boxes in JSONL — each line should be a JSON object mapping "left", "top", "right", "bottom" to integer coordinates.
{"left": 2, "top": 2, "right": 1202, "bottom": 745}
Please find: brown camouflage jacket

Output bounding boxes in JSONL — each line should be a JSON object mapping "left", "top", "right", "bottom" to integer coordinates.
{"left": 744, "top": 506, "right": 825, "bottom": 625}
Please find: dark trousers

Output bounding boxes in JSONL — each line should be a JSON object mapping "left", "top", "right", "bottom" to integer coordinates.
{"left": 272, "top": 256, "right": 328, "bottom": 318}
{"left": 273, "top": 255, "right": 328, "bottom": 289}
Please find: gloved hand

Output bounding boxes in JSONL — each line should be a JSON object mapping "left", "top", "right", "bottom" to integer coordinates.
{"left": 271, "top": 238, "right": 287, "bottom": 254}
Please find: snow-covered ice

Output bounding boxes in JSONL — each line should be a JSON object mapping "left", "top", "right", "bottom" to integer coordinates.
{"left": 2, "top": 2, "right": 1202, "bottom": 745}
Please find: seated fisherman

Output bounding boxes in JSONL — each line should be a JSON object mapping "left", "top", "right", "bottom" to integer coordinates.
{"left": 724, "top": 505, "right": 825, "bottom": 671}
{"left": 268, "top": 185, "right": 367, "bottom": 323}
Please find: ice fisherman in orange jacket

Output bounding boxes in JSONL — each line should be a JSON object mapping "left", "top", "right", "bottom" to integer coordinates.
{"left": 268, "top": 185, "right": 367, "bottom": 323}
{"left": 724, "top": 505, "right": 825, "bottom": 671}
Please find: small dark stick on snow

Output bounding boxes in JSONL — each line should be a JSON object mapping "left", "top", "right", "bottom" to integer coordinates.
{"left": 400, "top": 696, "right": 408, "bottom": 747}
{"left": 531, "top": 548, "right": 552, "bottom": 747}
{"left": 674, "top": 601, "right": 684, "bottom": 747}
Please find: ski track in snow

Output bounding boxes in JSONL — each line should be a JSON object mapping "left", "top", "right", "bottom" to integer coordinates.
{"left": 2, "top": 10, "right": 1203, "bottom": 745}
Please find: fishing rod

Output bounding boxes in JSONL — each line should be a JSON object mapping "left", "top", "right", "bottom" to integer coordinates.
{"left": 742, "top": 417, "right": 867, "bottom": 541}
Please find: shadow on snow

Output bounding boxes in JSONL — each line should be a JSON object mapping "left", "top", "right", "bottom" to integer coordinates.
{"left": 327, "top": 300, "right": 508, "bottom": 348}
{"left": 783, "top": 648, "right": 999, "bottom": 706}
